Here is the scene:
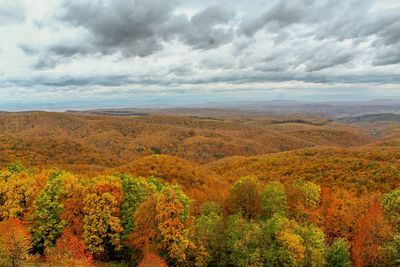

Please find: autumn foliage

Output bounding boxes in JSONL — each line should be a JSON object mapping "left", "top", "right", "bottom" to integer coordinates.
{"left": 138, "top": 253, "right": 167, "bottom": 267}
{"left": 0, "top": 159, "right": 399, "bottom": 266}
{"left": 0, "top": 219, "right": 32, "bottom": 267}
{"left": 1, "top": 112, "right": 400, "bottom": 265}
{"left": 352, "top": 203, "right": 394, "bottom": 267}
{"left": 46, "top": 228, "right": 93, "bottom": 266}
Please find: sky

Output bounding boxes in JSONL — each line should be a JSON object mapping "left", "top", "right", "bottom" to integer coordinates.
{"left": 0, "top": 0, "right": 400, "bottom": 110}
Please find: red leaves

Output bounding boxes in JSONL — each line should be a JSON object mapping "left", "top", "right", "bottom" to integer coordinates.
{"left": 0, "top": 219, "right": 32, "bottom": 266}
{"left": 352, "top": 203, "right": 393, "bottom": 267}
{"left": 46, "top": 228, "right": 93, "bottom": 266}
{"left": 56, "top": 228, "right": 93, "bottom": 262}
{"left": 139, "top": 253, "right": 167, "bottom": 267}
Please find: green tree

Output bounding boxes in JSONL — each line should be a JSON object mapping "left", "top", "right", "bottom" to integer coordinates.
{"left": 120, "top": 175, "right": 155, "bottom": 239}
{"left": 228, "top": 176, "right": 261, "bottom": 221}
{"left": 200, "top": 201, "right": 222, "bottom": 217}
{"left": 382, "top": 188, "right": 400, "bottom": 229}
{"left": 31, "top": 171, "right": 67, "bottom": 254}
{"left": 261, "top": 214, "right": 306, "bottom": 266}
{"left": 299, "top": 224, "right": 326, "bottom": 267}
{"left": 383, "top": 233, "right": 400, "bottom": 266}
{"left": 294, "top": 180, "right": 321, "bottom": 209}
{"left": 7, "top": 162, "right": 26, "bottom": 174}
{"left": 226, "top": 214, "right": 263, "bottom": 266}
{"left": 261, "top": 181, "right": 287, "bottom": 219}
{"left": 195, "top": 203, "right": 227, "bottom": 266}
{"left": 326, "top": 238, "right": 351, "bottom": 267}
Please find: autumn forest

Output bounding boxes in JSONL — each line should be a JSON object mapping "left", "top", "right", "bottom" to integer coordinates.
{"left": 0, "top": 111, "right": 399, "bottom": 266}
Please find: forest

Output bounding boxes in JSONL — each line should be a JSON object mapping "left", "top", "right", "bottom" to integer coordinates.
{"left": 0, "top": 111, "right": 400, "bottom": 266}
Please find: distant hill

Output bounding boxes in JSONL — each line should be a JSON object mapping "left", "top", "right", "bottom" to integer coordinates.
{"left": 207, "top": 145, "right": 400, "bottom": 193}
{"left": 335, "top": 113, "right": 400, "bottom": 139}
{"left": 336, "top": 113, "right": 400, "bottom": 123}
{"left": 0, "top": 111, "right": 374, "bottom": 172}
{"left": 62, "top": 99, "right": 400, "bottom": 118}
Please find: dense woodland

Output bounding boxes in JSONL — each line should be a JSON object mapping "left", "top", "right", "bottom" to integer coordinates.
{"left": 1, "top": 112, "right": 400, "bottom": 266}
{"left": 0, "top": 112, "right": 373, "bottom": 170}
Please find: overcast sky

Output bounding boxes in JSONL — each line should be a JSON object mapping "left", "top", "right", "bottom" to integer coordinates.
{"left": 1, "top": 0, "right": 400, "bottom": 109}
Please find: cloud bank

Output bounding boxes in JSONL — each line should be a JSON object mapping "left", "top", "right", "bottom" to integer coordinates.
{"left": 0, "top": 0, "right": 399, "bottom": 106}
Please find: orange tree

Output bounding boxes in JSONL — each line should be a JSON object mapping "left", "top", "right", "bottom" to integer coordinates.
{"left": 352, "top": 203, "right": 394, "bottom": 267}
{"left": 0, "top": 219, "right": 33, "bottom": 267}
{"left": 129, "top": 185, "right": 196, "bottom": 265}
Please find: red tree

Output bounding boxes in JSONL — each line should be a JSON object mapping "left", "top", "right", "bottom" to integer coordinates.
{"left": 139, "top": 253, "right": 167, "bottom": 267}
{"left": 46, "top": 228, "right": 93, "bottom": 266}
{"left": 0, "top": 219, "right": 32, "bottom": 267}
{"left": 352, "top": 203, "right": 393, "bottom": 267}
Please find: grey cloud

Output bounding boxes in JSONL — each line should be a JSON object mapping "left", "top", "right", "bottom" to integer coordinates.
{"left": 3, "top": 64, "right": 400, "bottom": 96}
{"left": 3, "top": 0, "right": 400, "bottom": 100}
{"left": 169, "top": 65, "right": 193, "bottom": 77}
{"left": 59, "top": 0, "right": 180, "bottom": 57}
{"left": 305, "top": 53, "right": 353, "bottom": 72}
{"left": 250, "top": 53, "right": 292, "bottom": 72}
{"left": 55, "top": 0, "right": 235, "bottom": 57}
{"left": 169, "top": 70, "right": 400, "bottom": 86}
{"left": 373, "top": 43, "right": 400, "bottom": 66}
{"left": 18, "top": 44, "right": 37, "bottom": 55}
{"left": 377, "top": 19, "right": 400, "bottom": 46}
{"left": 7, "top": 74, "right": 133, "bottom": 88}
{"left": 0, "top": 2, "right": 25, "bottom": 24}
{"left": 48, "top": 43, "right": 94, "bottom": 57}
{"left": 239, "top": 0, "right": 375, "bottom": 39}
{"left": 34, "top": 56, "right": 59, "bottom": 70}
{"left": 253, "top": 64, "right": 288, "bottom": 72}
{"left": 200, "top": 58, "right": 235, "bottom": 70}
{"left": 238, "top": 0, "right": 399, "bottom": 70}
{"left": 243, "top": 38, "right": 356, "bottom": 73}
{"left": 300, "top": 43, "right": 355, "bottom": 72}
{"left": 194, "top": 71, "right": 400, "bottom": 85}
{"left": 240, "top": 1, "right": 304, "bottom": 37}
{"left": 18, "top": 43, "right": 92, "bottom": 70}
{"left": 191, "top": 5, "right": 233, "bottom": 25}
{"left": 178, "top": 5, "right": 235, "bottom": 49}
{"left": 238, "top": 0, "right": 399, "bottom": 48}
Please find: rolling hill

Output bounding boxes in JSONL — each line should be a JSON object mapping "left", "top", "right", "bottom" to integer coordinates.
{"left": 0, "top": 111, "right": 375, "bottom": 173}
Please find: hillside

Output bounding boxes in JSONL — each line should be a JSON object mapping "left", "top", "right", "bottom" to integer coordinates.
{"left": 207, "top": 145, "right": 400, "bottom": 194}
{"left": 0, "top": 112, "right": 375, "bottom": 172}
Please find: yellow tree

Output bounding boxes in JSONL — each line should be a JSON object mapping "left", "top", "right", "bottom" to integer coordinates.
{"left": 0, "top": 172, "right": 38, "bottom": 220}
{"left": 287, "top": 180, "right": 321, "bottom": 221}
{"left": 82, "top": 176, "right": 124, "bottom": 261}
{"left": 83, "top": 192, "right": 123, "bottom": 260}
